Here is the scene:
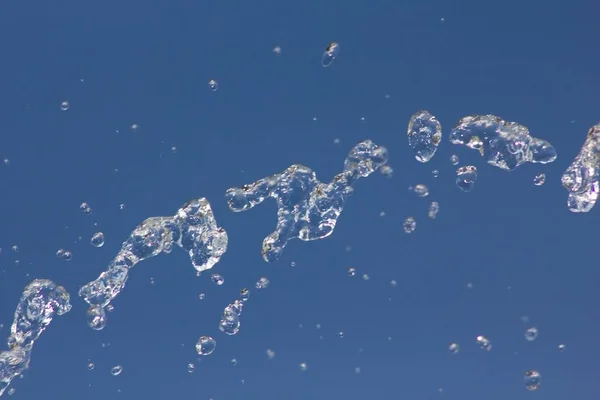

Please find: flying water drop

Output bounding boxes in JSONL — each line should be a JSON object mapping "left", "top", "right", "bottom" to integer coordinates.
{"left": 91, "top": 232, "right": 105, "bottom": 248}
{"left": 196, "top": 336, "right": 216, "bottom": 356}
{"left": 321, "top": 42, "right": 340, "bottom": 67}
{"left": 456, "top": 166, "right": 477, "bottom": 192}
{"left": 86, "top": 305, "right": 107, "bottom": 331}
{"left": 407, "top": 110, "right": 442, "bottom": 163}
{"left": 524, "top": 370, "right": 541, "bottom": 391}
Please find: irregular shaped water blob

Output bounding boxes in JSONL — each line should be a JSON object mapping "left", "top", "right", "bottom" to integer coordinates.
{"left": 524, "top": 370, "right": 541, "bottom": 391}
{"left": 86, "top": 305, "right": 107, "bottom": 331}
{"left": 407, "top": 110, "right": 442, "bottom": 163}
{"left": 449, "top": 115, "right": 557, "bottom": 171}
{"left": 225, "top": 140, "right": 388, "bottom": 262}
{"left": 561, "top": 124, "right": 600, "bottom": 212}
{"left": 428, "top": 201, "right": 440, "bottom": 219}
{"left": 456, "top": 166, "right": 477, "bottom": 192}
{"left": 476, "top": 335, "right": 492, "bottom": 351}
{"left": 79, "top": 198, "right": 228, "bottom": 327}
{"left": 321, "top": 42, "right": 340, "bottom": 67}
{"left": 448, "top": 343, "right": 460, "bottom": 354}
{"left": 196, "top": 336, "right": 216, "bottom": 356}
{"left": 403, "top": 217, "right": 416, "bottom": 233}
{"left": 0, "top": 280, "right": 71, "bottom": 396}
{"left": 219, "top": 299, "right": 243, "bottom": 335}
{"left": 524, "top": 327, "right": 538, "bottom": 341}
{"left": 208, "top": 79, "right": 218, "bottom": 92}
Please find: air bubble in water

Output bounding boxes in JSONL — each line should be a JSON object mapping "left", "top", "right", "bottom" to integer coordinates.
{"left": 86, "top": 305, "right": 107, "bottom": 330}
{"left": 449, "top": 343, "right": 460, "bottom": 354}
{"left": 111, "top": 365, "right": 123, "bottom": 376}
{"left": 432, "top": 170, "right": 440, "bottom": 178}
{"left": 321, "top": 42, "right": 340, "bottom": 67}
{"left": 196, "top": 336, "right": 216, "bottom": 356}
{"left": 60, "top": 101, "right": 69, "bottom": 111}
{"left": 524, "top": 370, "right": 541, "bottom": 391}
{"left": 403, "top": 217, "right": 416, "bottom": 233}
{"left": 208, "top": 79, "right": 218, "bottom": 91}
{"left": 413, "top": 184, "right": 429, "bottom": 197}
{"left": 211, "top": 274, "right": 224, "bottom": 285}
{"left": 476, "top": 335, "right": 491, "bottom": 351}
{"left": 91, "top": 232, "right": 105, "bottom": 248}
{"left": 533, "top": 173, "right": 546, "bottom": 186}
{"left": 266, "top": 349, "right": 276, "bottom": 359}
{"left": 199, "top": 293, "right": 205, "bottom": 300}
{"left": 558, "top": 344, "right": 566, "bottom": 351}
{"left": 525, "top": 327, "right": 538, "bottom": 341}
{"left": 299, "top": 362, "right": 308, "bottom": 371}
{"left": 255, "top": 277, "right": 270, "bottom": 289}
{"left": 379, "top": 165, "right": 394, "bottom": 178}
{"left": 456, "top": 166, "right": 477, "bottom": 192}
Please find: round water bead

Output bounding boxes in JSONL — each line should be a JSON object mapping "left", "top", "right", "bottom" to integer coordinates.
{"left": 60, "top": 101, "right": 69, "bottom": 111}
{"left": 211, "top": 274, "right": 224, "bottom": 286}
{"left": 91, "top": 232, "right": 105, "bottom": 247}
{"left": 111, "top": 365, "right": 123, "bottom": 376}
{"left": 86, "top": 305, "right": 107, "bottom": 330}
{"left": 432, "top": 169, "right": 440, "bottom": 178}
{"left": 208, "top": 79, "right": 218, "bottom": 91}
{"left": 525, "top": 327, "right": 538, "bottom": 341}
{"left": 450, "top": 155, "right": 459, "bottom": 165}
{"left": 533, "top": 173, "right": 546, "bottom": 186}
{"left": 558, "top": 344, "right": 566, "bottom": 351}
{"left": 524, "top": 370, "right": 541, "bottom": 391}
{"left": 87, "top": 362, "right": 95, "bottom": 370}
{"left": 403, "top": 216, "right": 416, "bottom": 233}
{"left": 256, "top": 277, "right": 270, "bottom": 289}
{"left": 299, "top": 362, "right": 308, "bottom": 371}
{"left": 348, "top": 267, "right": 356, "bottom": 276}
{"left": 449, "top": 343, "right": 460, "bottom": 354}
{"left": 321, "top": 42, "right": 340, "bottom": 67}
{"left": 476, "top": 335, "right": 492, "bottom": 351}
{"left": 413, "top": 184, "right": 429, "bottom": 197}
{"left": 196, "top": 336, "right": 216, "bottom": 356}
{"left": 199, "top": 293, "right": 205, "bottom": 300}
{"left": 456, "top": 165, "right": 477, "bottom": 192}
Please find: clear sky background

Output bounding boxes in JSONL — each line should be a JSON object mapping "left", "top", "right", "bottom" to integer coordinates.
{"left": 0, "top": 0, "right": 599, "bottom": 399}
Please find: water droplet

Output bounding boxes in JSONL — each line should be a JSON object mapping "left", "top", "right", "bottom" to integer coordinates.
{"left": 196, "top": 336, "right": 216, "bottom": 356}
{"left": 558, "top": 344, "right": 566, "bottom": 351}
{"left": 91, "top": 232, "right": 105, "bottom": 248}
{"left": 130, "top": 123, "right": 139, "bottom": 132}
{"left": 87, "top": 362, "right": 95, "bottom": 370}
{"left": 413, "top": 184, "right": 429, "bottom": 197}
{"left": 379, "top": 165, "right": 394, "bottom": 178}
{"left": 362, "top": 274, "right": 370, "bottom": 281}
{"left": 456, "top": 165, "right": 477, "bottom": 192}
{"left": 407, "top": 110, "right": 442, "bottom": 163}
{"left": 432, "top": 169, "right": 440, "bottom": 178}
{"left": 354, "top": 367, "right": 361, "bottom": 374}
{"left": 231, "top": 358, "right": 238, "bottom": 366}
{"left": 3, "top": 158, "right": 9, "bottom": 165}
{"left": 111, "top": 365, "right": 123, "bottom": 376}
{"left": 524, "top": 370, "right": 541, "bottom": 391}
{"left": 533, "top": 173, "right": 546, "bottom": 186}
{"left": 119, "top": 203, "right": 126, "bottom": 210}
{"left": 272, "top": 45, "right": 281, "bottom": 54}
{"left": 348, "top": 267, "right": 356, "bottom": 276}
{"left": 449, "top": 343, "right": 460, "bottom": 354}
{"left": 321, "top": 42, "right": 340, "bottom": 67}
{"left": 187, "top": 363, "right": 195, "bottom": 373}
{"left": 428, "top": 201, "right": 440, "bottom": 219}
{"left": 450, "top": 155, "right": 459, "bottom": 165}
{"left": 476, "top": 335, "right": 492, "bottom": 351}
{"left": 199, "top": 293, "right": 205, "bottom": 300}
{"left": 266, "top": 349, "right": 276, "bottom": 359}
{"left": 403, "top": 217, "right": 416, "bottom": 233}
{"left": 339, "top": 331, "right": 344, "bottom": 338}
{"left": 255, "top": 277, "right": 270, "bottom": 289}
{"left": 208, "top": 79, "right": 218, "bottom": 91}
{"left": 11, "top": 245, "right": 19, "bottom": 252}
{"left": 57, "top": 250, "right": 73, "bottom": 261}
{"left": 86, "top": 306, "right": 107, "bottom": 330}
{"left": 299, "top": 362, "right": 308, "bottom": 371}
{"left": 60, "top": 101, "right": 69, "bottom": 111}
{"left": 524, "top": 327, "right": 538, "bottom": 341}
{"left": 211, "top": 274, "right": 224, "bottom": 286}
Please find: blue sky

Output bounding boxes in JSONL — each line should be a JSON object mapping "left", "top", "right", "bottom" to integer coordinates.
{"left": 0, "top": 0, "right": 599, "bottom": 399}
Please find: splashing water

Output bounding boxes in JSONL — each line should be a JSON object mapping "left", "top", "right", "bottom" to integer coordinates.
{"left": 561, "top": 124, "right": 600, "bottom": 212}
{"left": 449, "top": 115, "right": 557, "bottom": 171}
{"left": 78, "top": 198, "right": 228, "bottom": 326}
{"left": 225, "top": 140, "right": 388, "bottom": 262}
{"left": 0, "top": 280, "right": 71, "bottom": 396}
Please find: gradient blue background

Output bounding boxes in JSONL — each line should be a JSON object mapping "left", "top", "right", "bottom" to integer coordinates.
{"left": 1, "top": 0, "right": 599, "bottom": 399}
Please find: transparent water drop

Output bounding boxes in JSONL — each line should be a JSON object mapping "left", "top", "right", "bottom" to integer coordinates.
{"left": 362, "top": 274, "right": 370, "bottom": 281}
{"left": 321, "top": 42, "right": 340, "bottom": 67}
{"left": 196, "top": 336, "right": 216, "bottom": 356}
{"left": 7, "top": 388, "right": 15, "bottom": 396}
{"left": 91, "top": 232, "right": 105, "bottom": 248}
{"left": 403, "top": 217, "right": 416, "bottom": 233}
{"left": 432, "top": 169, "right": 440, "bottom": 178}
{"left": 273, "top": 45, "right": 282, "bottom": 54}
{"left": 130, "top": 123, "right": 139, "bottom": 132}
{"left": 348, "top": 267, "right": 356, "bottom": 276}
{"left": 87, "top": 362, "right": 95, "bottom": 370}
{"left": 299, "top": 362, "right": 308, "bottom": 371}
{"left": 390, "top": 279, "right": 397, "bottom": 287}
{"left": 187, "top": 363, "right": 195, "bottom": 373}
{"left": 80, "top": 202, "right": 92, "bottom": 214}
{"left": 266, "top": 349, "right": 276, "bottom": 359}
{"left": 255, "top": 277, "right": 270, "bottom": 289}
{"left": 59, "top": 250, "right": 73, "bottom": 261}
{"left": 211, "top": 274, "right": 224, "bottom": 285}
{"left": 428, "top": 201, "right": 440, "bottom": 219}
{"left": 60, "top": 101, "right": 69, "bottom": 111}
{"left": 533, "top": 173, "right": 546, "bottom": 186}
{"left": 456, "top": 165, "right": 477, "bottom": 192}
{"left": 524, "top": 370, "right": 541, "bottom": 391}
{"left": 208, "top": 79, "right": 218, "bottom": 92}
{"left": 449, "top": 343, "right": 460, "bottom": 354}
{"left": 119, "top": 203, "right": 126, "bottom": 210}
{"left": 11, "top": 245, "right": 19, "bottom": 252}
{"left": 339, "top": 331, "right": 344, "bottom": 338}
{"left": 525, "top": 327, "right": 538, "bottom": 341}
{"left": 86, "top": 305, "right": 107, "bottom": 330}
{"left": 450, "top": 155, "right": 459, "bottom": 165}
{"left": 111, "top": 365, "right": 123, "bottom": 376}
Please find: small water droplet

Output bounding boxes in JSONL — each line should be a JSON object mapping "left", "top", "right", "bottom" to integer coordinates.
{"left": 91, "top": 232, "right": 105, "bottom": 247}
